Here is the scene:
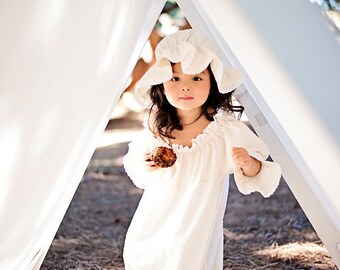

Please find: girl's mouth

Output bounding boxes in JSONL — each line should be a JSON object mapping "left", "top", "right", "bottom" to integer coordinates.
{"left": 179, "top": 96, "right": 193, "bottom": 100}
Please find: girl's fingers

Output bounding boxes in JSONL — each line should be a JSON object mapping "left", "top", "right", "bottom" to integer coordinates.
{"left": 234, "top": 157, "right": 249, "bottom": 166}
{"left": 145, "top": 164, "right": 158, "bottom": 171}
{"left": 144, "top": 152, "right": 153, "bottom": 162}
{"left": 232, "top": 147, "right": 248, "bottom": 156}
{"left": 144, "top": 160, "right": 158, "bottom": 171}
{"left": 232, "top": 147, "right": 251, "bottom": 167}
{"left": 144, "top": 154, "right": 160, "bottom": 170}
{"left": 232, "top": 153, "right": 249, "bottom": 162}
{"left": 144, "top": 160, "right": 153, "bottom": 166}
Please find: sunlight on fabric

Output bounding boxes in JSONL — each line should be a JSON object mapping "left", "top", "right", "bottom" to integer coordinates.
{"left": 29, "top": 0, "right": 67, "bottom": 43}
{"left": 0, "top": 124, "right": 21, "bottom": 214}
{"left": 99, "top": 3, "right": 131, "bottom": 74}
{"left": 29, "top": 110, "right": 61, "bottom": 163}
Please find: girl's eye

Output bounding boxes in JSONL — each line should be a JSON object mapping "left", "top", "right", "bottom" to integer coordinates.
{"left": 171, "top": 77, "right": 179, "bottom": 82}
{"left": 193, "top": 76, "right": 202, "bottom": 81}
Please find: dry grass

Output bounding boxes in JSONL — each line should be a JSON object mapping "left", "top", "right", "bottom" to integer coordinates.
{"left": 41, "top": 111, "right": 338, "bottom": 270}
{"left": 257, "top": 242, "right": 335, "bottom": 269}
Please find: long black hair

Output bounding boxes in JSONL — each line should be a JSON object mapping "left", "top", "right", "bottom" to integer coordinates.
{"left": 148, "top": 65, "right": 244, "bottom": 139}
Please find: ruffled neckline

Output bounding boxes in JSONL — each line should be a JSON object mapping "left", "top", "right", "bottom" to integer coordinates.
{"left": 154, "top": 109, "right": 235, "bottom": 153}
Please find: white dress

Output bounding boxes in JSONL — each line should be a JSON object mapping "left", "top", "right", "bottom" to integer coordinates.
{"left": 122, "top": 109, "right": 281, "bottom": 270}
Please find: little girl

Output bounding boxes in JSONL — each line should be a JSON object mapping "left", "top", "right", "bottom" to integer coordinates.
{"left": 123, "top": 29, "right": 281, "bottom": 270}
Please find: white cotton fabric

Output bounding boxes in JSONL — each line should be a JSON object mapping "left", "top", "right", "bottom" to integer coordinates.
{"left": 122, "top": 109, "right": 281, "bottom": 270}
{"left": 134, "top": 29, "right": 245, "bottom": 108}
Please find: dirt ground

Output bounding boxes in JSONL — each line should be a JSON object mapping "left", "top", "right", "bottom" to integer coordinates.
{"left": 41, "top": 110, "right": 338, "bottom": 270}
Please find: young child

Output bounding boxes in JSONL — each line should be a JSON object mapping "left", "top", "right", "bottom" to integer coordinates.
{"left": 123, "top": 29, "right": 281, "bottom": 270}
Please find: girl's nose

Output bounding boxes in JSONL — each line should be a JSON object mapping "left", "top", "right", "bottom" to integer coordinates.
{"left": 181, "top": 86, "right": 191, "bottom": 91}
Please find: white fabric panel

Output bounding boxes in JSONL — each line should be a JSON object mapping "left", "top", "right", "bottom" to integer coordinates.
{"left": 181, "top": 0, "right": 340, "bottom": 266}
{"left": 0, "top": 0, "right": 165, "bottom": 269}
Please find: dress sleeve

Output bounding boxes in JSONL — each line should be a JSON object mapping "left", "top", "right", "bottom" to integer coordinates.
{"left": 122, "top": 127, "right": 159, "bottom": 190}
{"left": 230, "top": 119, "right": 282, "bottom": 198}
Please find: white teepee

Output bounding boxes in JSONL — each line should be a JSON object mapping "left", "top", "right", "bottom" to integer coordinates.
{"left": 0, "top": 0, "right": 339, "bottom": 269}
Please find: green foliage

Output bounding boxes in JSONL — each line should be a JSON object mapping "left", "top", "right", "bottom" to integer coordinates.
{"left": 310, "top": 0, "right": 340, "bottom": 11}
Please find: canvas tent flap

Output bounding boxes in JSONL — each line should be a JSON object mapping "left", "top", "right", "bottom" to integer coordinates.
{"left": 0, "top": 0, "right": 165, "bottom": 269}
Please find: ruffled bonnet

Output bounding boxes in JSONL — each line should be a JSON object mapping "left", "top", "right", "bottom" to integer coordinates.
{"left": 134, "top": 29, "right": 245, "bottom": 108}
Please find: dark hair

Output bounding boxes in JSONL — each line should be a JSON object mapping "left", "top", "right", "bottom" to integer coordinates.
{"left": 148, "top": 65, "right": 244, "bottom": 139}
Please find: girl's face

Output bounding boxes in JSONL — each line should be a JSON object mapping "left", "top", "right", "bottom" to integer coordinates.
{"left": 163, "top": 63, "right": 211, "bottom": 113}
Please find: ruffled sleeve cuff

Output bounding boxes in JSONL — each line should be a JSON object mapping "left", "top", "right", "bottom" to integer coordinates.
{"left": 233, "top": 152, "right": 282, "bottom": 198}
{"left": 123, "top": 148, "right": 149, "bottom": 190}
{"left": 123, "top": 128, "right": 156, "bottom": 189}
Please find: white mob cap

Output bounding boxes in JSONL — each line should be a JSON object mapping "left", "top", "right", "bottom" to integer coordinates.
{"left": 134, "top": 29, "right": 245, "bottom": 108}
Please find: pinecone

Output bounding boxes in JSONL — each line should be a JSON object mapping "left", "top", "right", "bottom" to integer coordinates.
{"left": 151, "top": 147, "right": 177, "bottom": 168}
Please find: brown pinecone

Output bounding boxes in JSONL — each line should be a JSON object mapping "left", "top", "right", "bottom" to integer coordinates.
{"left": 151, "top": 147, "right": 177, "bottom": 168}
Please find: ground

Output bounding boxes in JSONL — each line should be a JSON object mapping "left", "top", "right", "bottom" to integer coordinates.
{"left": 41, "top": 110, "right": 337, "bottom": 270}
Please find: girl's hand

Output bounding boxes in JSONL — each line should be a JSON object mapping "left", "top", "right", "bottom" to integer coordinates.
{"left": 232, "top": 147, "right": 261, "bottom": 177}
{"left": 144, "top": 151, "right": 159, "bottom": 171}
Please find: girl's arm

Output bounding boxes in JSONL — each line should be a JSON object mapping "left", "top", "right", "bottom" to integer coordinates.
{"left": 229, "top": 119, "right": 282, "bottom": 198}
